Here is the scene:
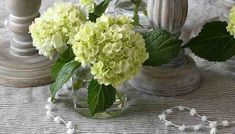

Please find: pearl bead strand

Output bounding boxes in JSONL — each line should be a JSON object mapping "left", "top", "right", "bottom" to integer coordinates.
{"left": 46, "top": 97, "right": 76, "bottom": 134}
{"left": 159, "top": 106, "right": 235, "bottom": 134}
{"left": 45, "top": 82, "right": 235, "bottom": 134}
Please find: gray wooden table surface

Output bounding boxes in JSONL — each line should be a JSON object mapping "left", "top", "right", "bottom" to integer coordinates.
{"left": 0, "top": 0, "right": 235, "bottom": 134}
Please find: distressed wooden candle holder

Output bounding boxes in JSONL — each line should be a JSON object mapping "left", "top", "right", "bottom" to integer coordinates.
{"left": 0, "top": 0, "right": 53, "bottom": 87}
{"left": 129, "top": 0, "right": 201, "bottom": 96}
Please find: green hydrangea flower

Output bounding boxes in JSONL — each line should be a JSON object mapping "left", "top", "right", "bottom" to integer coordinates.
{"left": 29, "top": 2, "right": 87, "bottom": 59}
{"left": 227, "top": 7, "right": 235, "bottom": 36}
{"left": 72, "top": 14, "right": 149, "bottom": 86}
{"left": 80, "top": 0, "right": 95, "bottom": 13}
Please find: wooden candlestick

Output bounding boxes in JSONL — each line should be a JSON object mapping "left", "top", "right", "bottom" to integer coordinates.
{"left": 0, "top": 0, "right": 53, "bottom": 87}
{"left": 129, "top": 0, "right": 201, "bottom": 96}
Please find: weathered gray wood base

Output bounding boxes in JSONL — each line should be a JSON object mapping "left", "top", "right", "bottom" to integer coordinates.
{"left": 226, "top": 56, "right": 235, "bottom": 73}
{"left": 129, "top": 55, "right": 201, "bottom": 96}
{"left": 0, "top": 40, "right": 53, "bottom": 87}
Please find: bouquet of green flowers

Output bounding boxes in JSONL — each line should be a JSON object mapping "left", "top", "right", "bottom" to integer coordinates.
{"left": 30, "top": 0, "right": 235, "bottom": 116}
{"left": 29, "top": 1, "right": 183, "bottom": 116}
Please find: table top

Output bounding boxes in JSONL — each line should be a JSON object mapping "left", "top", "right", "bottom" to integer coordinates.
{"left": 1, "top": 0, "right": 235, "bottom": 134}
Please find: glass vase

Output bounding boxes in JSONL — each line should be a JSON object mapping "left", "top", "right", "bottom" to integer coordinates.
{"left": 71, "top": 66, "right": 128, "bottom": 119}
{"left": 114, "top": 0, "right": 150, "bottom": 29}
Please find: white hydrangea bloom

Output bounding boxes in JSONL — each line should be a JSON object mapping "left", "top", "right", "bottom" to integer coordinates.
{"left": 227, "top": 7, "right": 235, "bottom": 37}
{"left": 71, "top": 14, "right": 149, "bottom": 86}
{"left": 29, "top": 2, "right": 87, "bottom": 59}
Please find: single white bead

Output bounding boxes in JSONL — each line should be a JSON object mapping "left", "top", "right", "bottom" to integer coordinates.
{"left": 66, "top": 121, "right": 73, "bottom": 129}
{"left": 166, "top": 109, "right": 173, "bottom": 114}
{"left": 165, "top": 121, "right": 172, "bottom": 127}
{"left": 179, "top": 125, "right": 186, "bottom": 131}
{"left": 193, "top": 124, "right": 201, "bottom": 131}
{"left": 201, "top": 115, "right": 208, "bottom": 122}
{"left": 178, "top": 106, "right": 185, "bottom": 111}
{"left": 54, "top": 116, "right": 63, "bottom": 124}
{"left": 47, "top": 97, "right": 52, "bottom": 103}
{"left": 159, "top": 114, "right": 166, "bottom": 120}
{"left": 222, "top": 120, "right": 230, "bottom": 127}
{"left": 45, "top": 104, "right": 52, "bottom": 111}
{"left": 67, "top": 129, "right": 75, "bottom": 134}
{"left": 46, "top": 111, "right": 52, "bottom": 118}
{"left": 209, "top": 121, "right": 217, "bottom": 128}
{"left": 45, "top": 104, "right": 55, "bottom": 111}
{"left": 4, "top": 19, "right": 8, "bottom": 27}
{"left": 190, "top": 108, "right": 197, "bottom": 116}
{"left": 210, "top": 127, "right": 217, "bottom": 134}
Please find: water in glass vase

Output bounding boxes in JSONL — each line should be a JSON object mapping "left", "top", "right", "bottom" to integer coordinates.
{"left": 72, "top": 67, "right": 128, "bottom": 119}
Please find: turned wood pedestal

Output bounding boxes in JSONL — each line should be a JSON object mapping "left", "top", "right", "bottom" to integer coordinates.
{"left": 129, "top": 0, "right": 201, "bottom": 96}
{"left": 0, "top": 0, "right": 53, "bottom": 87}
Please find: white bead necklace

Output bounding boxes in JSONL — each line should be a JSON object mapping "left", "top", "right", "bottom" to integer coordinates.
{"left": 45, "top": 101, "right": 235, "bottom": 134}
{"left": 159, "top": 106, "right": 235, "bottom": 134}
{"left": 45, "top": 97, "right": 76, "bottom": 134}
{"left": 44, "top": 83, "right": 235, "bottom": 134}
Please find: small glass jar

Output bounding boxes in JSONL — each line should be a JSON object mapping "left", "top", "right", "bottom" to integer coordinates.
{"left": 72, "top": 66, "right": 128, "bottom": 119}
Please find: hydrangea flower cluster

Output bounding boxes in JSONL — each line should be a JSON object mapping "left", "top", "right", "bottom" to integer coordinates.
{"left": 29, "top": 2, "right": 87, "bottom": 59}
{"left": 80, "top": 0, "right": 95, "bottom": 13}
{"left": 227, "top": 7, "right": 235, "bottom": 36}
{"left": 72, "top": 15, "right": 149, "bottom": 86}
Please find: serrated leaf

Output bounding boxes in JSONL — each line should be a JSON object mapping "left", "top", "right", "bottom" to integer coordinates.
{"left": 184, "top": 21, "right": 235, "bottom": 62}
{"left": 89, "top": 0, "right": 111, "bottom": 22}
{"left": 50, "top": 61, "right": 80, "bottom": 98}
{"left": 51, "top": 46, "right": 75, "bottom": 80}
{"left": 142, "top": 29, "right": 182, "bottom": 66}
{"left": 88, "top": 79, "right": 116, "bottom": 116}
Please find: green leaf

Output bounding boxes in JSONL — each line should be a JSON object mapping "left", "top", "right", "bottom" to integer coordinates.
{"left": 142, "top": 29, "right": 182, "bottom": 66}
{"left": 58, "top": 46, "right": 75, "bottom": 61}
{"left": 51, "top": 46, "right": 75, "bottom": 80}
{"left": 184, "top": 21, "right": 235, "bottom": 62}
{"left": 51, "top": 59, "right": 66, "bottom": 81}
{"left": 88, "top": 79, "right": 116, "bottom": 116}
{"left": 89, "top": 0, "right": 111, "bottom": 22}
{"left": 50, "top": 61, "right": 80, "bottom": 99}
